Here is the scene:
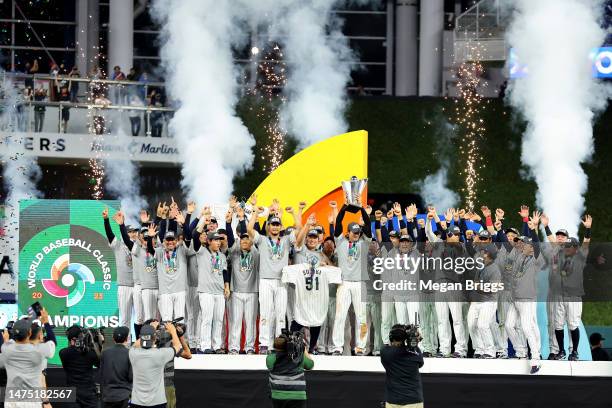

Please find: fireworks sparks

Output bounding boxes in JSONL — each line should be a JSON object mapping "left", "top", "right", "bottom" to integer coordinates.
{"left": 86, "top": 70, "right": 109, "bottom": 200}
{"left": 452, "top": 41, "right": 489, "bottom": 211}
{"left": 248, "top": 43, "right": 287, "bottom": 173}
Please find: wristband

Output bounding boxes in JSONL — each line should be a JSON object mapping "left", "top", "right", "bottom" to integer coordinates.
{"left": 584, "top": 228, "right": 591, "bottom": 239}
{"left": 522, "top": 217, "right": 529, "bottom": 223}
{"left": 545, "top": 226, "right": 552, "bottom": 236}
{"left": 485, "top": 216, "right": 493, "bottom": 227}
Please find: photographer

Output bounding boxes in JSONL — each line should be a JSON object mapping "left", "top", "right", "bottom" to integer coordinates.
{"left": 59, "top": 325, "right": 103, "bottom": 408}
{"left": 100, "top": 327, "right": 132, "bottom": 408}
{"left": 266, "top": 332, "right": 314, "bottom": 408}
{"left": 129, "top": 322, "right": 182, "bottom": 408}
{"left": 380, "top": 325, "right": 424, "bottom": 408}
{"left": 1, "top": 309, "right": 56, "bottom": 408}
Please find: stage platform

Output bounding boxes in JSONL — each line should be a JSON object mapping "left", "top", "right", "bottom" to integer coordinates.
{"left": 45, "top": 356, "right": 612, "bottom": 408}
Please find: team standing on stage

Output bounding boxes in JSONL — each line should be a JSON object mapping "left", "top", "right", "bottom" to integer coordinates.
{"left": 102, "top": 196, "right": 592, "bottom": 373}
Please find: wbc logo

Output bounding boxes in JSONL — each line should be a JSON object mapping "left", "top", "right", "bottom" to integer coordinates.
{"left": 42, "top": 254, "right": 95, "bottom": 307}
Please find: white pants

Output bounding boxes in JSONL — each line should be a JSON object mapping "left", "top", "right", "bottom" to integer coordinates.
{"left": 494, "top": 293, "right": 513, "bottom": 355}
{"left": 118, "top": 285, "right": 134, "bottom": 328}
{"left": 435, "top": 300, "right": 467, "bottom": 356}
{"left": 381, "top": 301, "right": 396, "bottom": 345}
{"left": 332, "top": 281, "right": 367, "bottom": 352}
{"left": 141, "top": 288, "right": 159, "bottom": 321}
{"left": 286, "top": 285, "right": 295, "bottom": 324}
{"left": 229, "top": 292, "right": 258, "bottom": 352}
{"left": 506, "top": 301, "right": 540, "bottom": 360}
{"left": 317, "top": 296, "right": 336, "bottom": 353}
{"left": 159, "top": 291, "right": 186, "bottom": 321}
{"left": 554, "top": 300, "right": 582, "bottom": 331}
{"left": 468, "top": 301, "right": 497, "bottom": 356}
{"left": 419, "top": 296, "right": 438, "bottom": 354}
{"left": 258, "top": 279, "right": 287, "bottom": 348}
{"left": 186, "top": 286, "right": 201, "bottom": 348}
{"left": 395, "top": 300, "right": 419, "bottom": 325}
{"left": 133, "top": 284, "right": 145, "bottom": 325}
{"left": 199, "top": 292, "right": 225, "bottom": 350}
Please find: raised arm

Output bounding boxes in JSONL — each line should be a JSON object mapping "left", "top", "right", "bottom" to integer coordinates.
{"left": 334, "top": 204, "right": 348, "bottom": 238}
{"left": 360, "top": 205, "right": 372, "bottom": 239}
{"left": 247, "top": 197, "right": 262, "bottom": 239}
{"left": 102, "top": 207, "right": 115, "bottom": 244}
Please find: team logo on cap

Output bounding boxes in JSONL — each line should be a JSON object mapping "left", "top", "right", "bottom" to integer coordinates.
{"left": 42, "top": 254, "right": 95, "bottom": 307}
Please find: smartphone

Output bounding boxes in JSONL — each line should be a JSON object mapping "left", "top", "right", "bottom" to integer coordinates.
{"left": 28, "top": 302, "right": 42, "bottom": 319}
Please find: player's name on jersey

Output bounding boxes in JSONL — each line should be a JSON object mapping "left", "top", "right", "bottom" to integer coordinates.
{"left": 371, "top": 279, "right": 505, "bottom": 293}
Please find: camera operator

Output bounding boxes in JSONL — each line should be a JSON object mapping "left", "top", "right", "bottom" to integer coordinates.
{"left": 59, "top": 325, "right": 103, "bottom": 408}
{"left": 380, "top": 325, "right": 424, "bottom": 408}
{"left": 266, "top": 332, "right": 314, "bottom": 408}
{"left": 0, "top": 308, "right": 56, "bottom": 408}
{"left": 143, "top": 319, "right": 191, "bottom": 408}
{"left": 129, "top": 321, "right": 182, "bottom": 408}
{"left": 100, "top": 327, "right": 132, "bottom": 408}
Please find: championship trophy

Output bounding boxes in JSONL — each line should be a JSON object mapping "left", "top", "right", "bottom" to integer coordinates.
{"left": 341, "top": 176, "right": 368, "bottom": 213}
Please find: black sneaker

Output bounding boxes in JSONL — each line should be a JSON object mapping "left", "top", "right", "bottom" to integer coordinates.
{"left": 451, "top": 352, "right": 465, "bottom": 358}
{"left": 530, "top": 364, "right": 541, "bottom": 374}
{"left": 473, "top": 353, "right": 482, "bottom": 359}
{"left": 496, "top": 352, "right": 508, "bottom": 359}
{"left": 203, "top": 349, "right": 215, "bottom": 354}
{"left": 423, "top": 352, "right": 432, "bottom": 357}
{"left": 547, "top": 353, "right": 557, "bottom": 360}
{"left": 481, "top": 354, "right": 495, "bottom": 359}
{"left": 568, "top": 351, "right": 579, "bottom": 361}
{"left": 332, "top": 350, "right": 342, "bottom": 356}
{"left": 555, "top": 351, "right": 567, "bottom": 360}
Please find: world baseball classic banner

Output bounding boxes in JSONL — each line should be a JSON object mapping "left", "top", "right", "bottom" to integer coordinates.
{"left": 19, "top": 199, "right": 120, "bottom": 364}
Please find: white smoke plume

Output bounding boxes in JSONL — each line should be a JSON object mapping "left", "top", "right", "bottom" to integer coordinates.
{"left": 0, "top": 72, "right": 42, "bottom": 292}
{"left": 414, "top": 165, "right": 459, "bottom": 211}
{"left": 151, "top": 0, "right": 255, "bottom": 205}
{"left": 104, "top": 115, "right": 146, "bottom": 225}
{"left": 507, "top": 0, "right": 608, "bottom": 236}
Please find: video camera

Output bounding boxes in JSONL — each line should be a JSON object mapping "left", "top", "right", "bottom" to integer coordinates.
{"left": 389, "top": 324, "right": 421, "bottom": 351}
{"left": 280, "top": 329, "right": 305, "bottom": 362}
{"left": 75, "top": 327, "right": 105, "bottom": 353}
{"left": 154, "top": 317, "right": 186, "bottom": 347}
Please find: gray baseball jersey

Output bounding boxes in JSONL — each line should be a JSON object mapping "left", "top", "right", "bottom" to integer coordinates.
{"left": 110, "top": 237, "right": 134, "bottom": 287}
{"left": 133, "top": 244, "right": 158, "bottom": 289}
{"left": 282, "top": 264, "right": 342, "bottom": 326}
{"left": 556, "top": 249, "right": 587, "bottom": 298}
{"left": 195, "top": 245, "right": 228, "bottom": 295}
{"left": 335, "top": 235, "right": 371, "bottom": 282}
{"left": 252, "top": 230, "right": 296, "bottom": 279}
{"left": 187, "top": 254, "right": 198, "bottom": 288}
{"left": 228, "top": 242, "right": 259, "bottom": 293}
{"left": 471, "top": 262, "right": 502, "bottom": 302}
{"left": 154, "top": 244, "right": 188, "bottom": 295}
{"left": 512, "top": 253, "right": 546, "bottom": 300}
{"left": 293, "top": 245, "right": 325, "bottom": 266}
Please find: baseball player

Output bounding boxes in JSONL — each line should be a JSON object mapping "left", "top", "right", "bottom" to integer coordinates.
{"left": 466, "top": 244, "right": 502, "bottom": 359}
{"left": 190, "top": 228, "right": 230, "bottom": 354}
{"left": 185, "top": 252, "right": 201, "bottom": 351}
{"left": 505, "top": 213, "right": 546, "bottom": 374}
{"left": 103, "top": 208, "right": 134, "bottom": 331}
{"left": 228, "top": 231, "right": 260, "bottom": 354}
{"left": 365, "top": 240, "right": 383, "bottom": 356}
{"left": 316, "top": 235, "right": 339, "bottom": 354}
{"left": 331, "top": 202, "right": 372, "bottom": 356}
{"left": 247, "top": 196, "right": 300, "bottom": 354}
{"left": 116, "top": 217, "right": 146, "bottom": 340}
{"left": 282, "top": 261, "right": 342, "bottom": 353}
{"left": 393, "top": 235, "right": 420, "bottom": 326}
{"left": 146, "top": 205, "right": 192, "bottom": 322}
{"left": 425, "top": 214, "right": 468, "bottom": 358}
{"left": 138, "top": 228, "right": 160, "bottom": 322}
{"left": 552, "top": 215, "right": 591, "bottom": 361}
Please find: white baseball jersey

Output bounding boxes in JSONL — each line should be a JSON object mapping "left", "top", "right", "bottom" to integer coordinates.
{"left": 282, "top": 264, "right": 342, "bottom": 327}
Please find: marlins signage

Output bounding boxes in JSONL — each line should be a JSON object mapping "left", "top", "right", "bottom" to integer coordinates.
{"left": 2, "top": 132, "right": 180, "bottom": 163}
{"left": 19, "top": 200, "right": 120, "bottom": 364}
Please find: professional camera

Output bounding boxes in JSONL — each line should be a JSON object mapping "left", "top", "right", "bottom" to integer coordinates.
{"left": 5, "top": 320, "right": 14, "bottom": 339}
{"left": 280, "top": 329, "right": 305, "bottom": 362}
{"left": 154, "top": 317, "right": 186, "bottom": 347}
{"left": 389, "top": 324, "right": 421, "bottom": 351}
{"left": 75, "top": 327, "right": 105, "bottom": 353}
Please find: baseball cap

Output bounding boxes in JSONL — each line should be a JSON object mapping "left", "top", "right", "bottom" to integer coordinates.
{"left": 209, "top": 218, "right": 218, "bottom": 224}
{"left": 127, "top": 225, "right": 138, "bottom": 232}
{"left": 307, "top": 229, "right": 319, "bottom": 237}
{"left": 556, "top": 229, "right": 569, "bottom": 237}
{"left": 521, "top": 236, "right": 534, "bottom": 245}
{"left": 478, "top": 230, "right": 492, "bottom": 239}
{"left": 389, "top": 230, "right": 400, "bottom": 238}
{"left": 399, "top": 235, "right": 412, "bottom": 242}
{"left": 315, "top": 226, "right": 324, "bottom": 234}
{"left": 113, "top": 326, "right": 129, "bottom": 343}
{"left": 239, "top": 232, "right": 250, "bottom": 240}
{"left": 140, "top": 325, "right": 156, "bottom": 349}
{"left": 564, "top": 237, "right": 580, "bottom": 248}
{"left": 589, "top": 332, "right": 605, "bottom": 346}
{"left": 348, "top": 222, "right": 361, "bottom": 234}
{"left": 269, "top": 216, "right": 282, "bottom": 226}
{"left": 66, "top": 325, "right": 82, "bottom": 341}
{"left": 12, "top": 319, "right": 32, "bottom": 340}
{"left": 323, "top": 236, "right": 335, "bottom": 244}
{"left": 207, "top": 232, "right": 222, "bottom": 241}
{"left": 140, "top": 227, "right": 148, "bottom": 234}
{"left": 164, "top": 231, "right": 176, "bottom": 241}
{"left": 505, "top": 227, "right": 519, "bottom": 236}
{"left": 216, "top": 228, "right": 227, "bottom": 236}
{"left": 447, "top": 226, "right": 461, "bottom": 236}
{"left": 284, "top": 226, "right": 295, "bottom": 234}
{"left": 482, "top": 244, "right": 498, "bottom": 259}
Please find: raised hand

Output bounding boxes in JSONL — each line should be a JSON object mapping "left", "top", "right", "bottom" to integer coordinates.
{"left": 175, "top": 211, "right": 185, "bottom": 225}
{"left": 328, "top": 212, "right": 334, "bottom": 224}
{"left": 582, "top": 214, "right": 593, "bottom": 229}
{"left": 201, "top": 205, "right": 211, "bottom": 218}
{"left": 139, "top": 210, "right": 150, "bottom": 224}
{"left": 518, "top": 205, "right": 529, "bottom": 219}
{"left": 470, "top": 212, "right": 482, "bottom": 222}
{"left": 459, "top": 209, "right": 467, "bottom": 219}
{"left": 417, "top": 218, "right": 425, "bottom": 228}
{"left": 225, "top": 208, "right": 233, "bottom": 223}
{"left": 531, "top": 210, "right": 541, "bottom": 226}
{"left": 102, "top": 207, "right": 109, "bottom": 219}
{"left": 381, "top": 216, "right": 388, "bottom": 225}
{"left": 168, "top": 206, "right": 179, "bottom": 220}
{"left": 307, "top": 213, "right": 317, "bottom": 226}
{"left": 495, "top": 208, "right": 505, "bottom": 221}
{"left": 285, "top": 206, "right": 294, "bottom": 214}
{"left": 147, "top": 224, "right": 158, "bottom": 237}
{"left": 228, "top": 195, "right": 238, "bottom": 209}
{"left": 113, "top": 210, "right": 125, "bottom": 225}
{"left": 365, "top": 205, "right": 373, "bottom": 216}
{"left": 393, "top": 202, "right": 402, "bottom": 216}
{"left": 299, "top": 201, "right": 307, "bottom": 211}
{"left": 386, "top": 209, "right": 394, "bottom": 219}
{"left": 270, "top": 199, "right": 280, "bottom": 213}
{"left": 444, "top": 208, "right": 454, "bottom": 222}
{"left": 249, "top": 194, "right": 257, "bottom": 207}
{"left": 162, "top": 202, "right": 170, "bottom": 218}
{"left": 481, "top": 206, "right": 491, "bottom": 218}
{"left": 494, "top": 220, "right": 502, "bottom": 230}
{"left": 156, "top": 202, "right": 165, "bottom": 218}
{"left": 374, "top": 210, "right": 383, "bottom": 221}
{"left": 540, "top": 213, "right": 549, "bottom": 227}
{"left": 170, "top": 196, "right": 178, "bottom": 210}
{"left": 236, "top": 205, "right": 245, "bottom": 220}
{"left": 187, "top": 201, "right": 196, "bottom": 214}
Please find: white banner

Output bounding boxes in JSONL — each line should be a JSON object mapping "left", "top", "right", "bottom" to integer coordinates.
{"left": 2, "top": 132, "right": 180, "bottom": 163}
